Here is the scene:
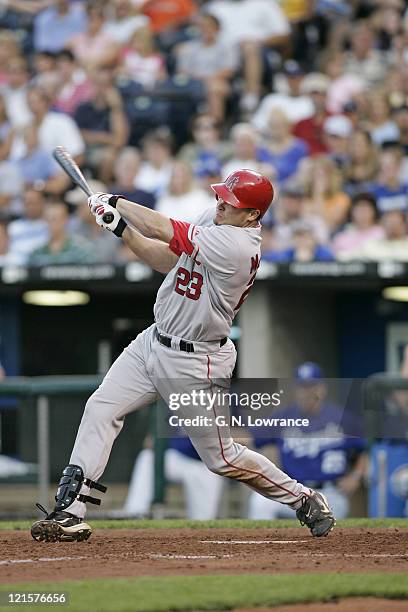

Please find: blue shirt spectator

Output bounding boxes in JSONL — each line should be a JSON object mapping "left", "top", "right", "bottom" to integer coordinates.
{"left": 263, "top": 138, "right": 309, "bottom": 183}
{"left": 367, "top": 183, "right": 408, "bottom": 214}
{"left": 263, "top": 220, "right": 335, "bottom": 263}
{"left": 33, "top": 1, "right": 87, "bottom": 53}
{"left": 264, "top": 244, "right": 335, "bottom": 263}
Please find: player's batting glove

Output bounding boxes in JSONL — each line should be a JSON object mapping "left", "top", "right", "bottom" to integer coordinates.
{"left": 88, "top": 193, "right": 111, "bottom": 215}
{"left": 88, "top": 193, "right": 121, "bottom": 215}
{"left": 94, "top": 202, "right": 127, "bottom": 238}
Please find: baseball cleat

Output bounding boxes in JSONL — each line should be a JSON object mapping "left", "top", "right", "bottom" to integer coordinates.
{"left": 296, "top": 490, "right": 336, "bottom": 537}
{"left": 31, "top": 503, "right": 92, "bottom": 542}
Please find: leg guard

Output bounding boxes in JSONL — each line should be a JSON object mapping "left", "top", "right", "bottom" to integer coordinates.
{"left": 55, "top": 464, "right": 107, "bottom": 512}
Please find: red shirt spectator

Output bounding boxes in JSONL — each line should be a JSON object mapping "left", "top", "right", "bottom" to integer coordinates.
{"left": 142, "top": 0, "right": 197, "bottom": 33}
{"left": 293, "top": 73, "right": 330, "bottom": 156}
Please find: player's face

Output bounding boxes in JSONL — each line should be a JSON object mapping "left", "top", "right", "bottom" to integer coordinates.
{"left": 214, "top": 198, "right": 258, "bottom": 227}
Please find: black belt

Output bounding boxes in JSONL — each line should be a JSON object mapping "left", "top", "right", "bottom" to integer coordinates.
{"left": 156, "top": 330, "right": 227, "bottom": 353}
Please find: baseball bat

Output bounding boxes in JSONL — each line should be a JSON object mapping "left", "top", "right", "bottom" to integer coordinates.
{"left": 52, "top": 146, "right": 114, "bottom": 224}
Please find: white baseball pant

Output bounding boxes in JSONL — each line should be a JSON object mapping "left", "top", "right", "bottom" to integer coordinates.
{"left": 67, "top": 324, "right": 310, "bottom": 518}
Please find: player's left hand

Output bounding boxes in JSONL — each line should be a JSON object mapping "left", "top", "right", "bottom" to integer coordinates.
{"left": 94, "top": 201, "right": 127, "bottom": 238}
{"left": 88, "top": 193, "right": 115, "bottom": 215}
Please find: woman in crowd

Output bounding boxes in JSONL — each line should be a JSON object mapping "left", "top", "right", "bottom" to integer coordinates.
{"left": 118, "top": 25, "right": 166, "bottom": 90}
{"left": 332, "top": 193, "right": 384, "bottom": 260}
{"left": 362, "top": 89, "right": 399, "bottom": 146}
{"left": 343, "top": 129, "right": 379, "bottom": 196}
{"left": 156, "top": 160, "right": 213, "bottom": 222}
{"left": 300, "top": 155, "right": 351, "bottom": 233}
{"left": 67, "top": 3, "right": 118, "bottom": 71}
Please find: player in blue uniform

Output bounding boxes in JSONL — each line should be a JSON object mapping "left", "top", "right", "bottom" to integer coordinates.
{"left": 248, "top": 363, "right": 367, "bottom": 519}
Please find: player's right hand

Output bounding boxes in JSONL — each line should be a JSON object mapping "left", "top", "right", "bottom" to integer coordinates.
{"left": 94, "top": 201, "right": 127, "bottom": 238}
{"left": 88, "top": 193, "right": 115, "bottom": 215}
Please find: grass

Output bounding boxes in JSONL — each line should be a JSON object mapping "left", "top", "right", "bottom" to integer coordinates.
{"left": 0, "top": 573, "right": 407, "bottom": 611}
{"left": 0, "top": 517, "right": 407, "bottom": 531}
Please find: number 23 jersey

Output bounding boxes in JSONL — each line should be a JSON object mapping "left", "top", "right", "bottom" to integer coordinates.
{"left": 154, "top": 207, "right": 262, "bottom": 342}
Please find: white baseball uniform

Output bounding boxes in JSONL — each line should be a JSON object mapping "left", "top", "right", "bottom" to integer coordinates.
{"left": 67, "top": 207, "right": 310, "bottom": 518}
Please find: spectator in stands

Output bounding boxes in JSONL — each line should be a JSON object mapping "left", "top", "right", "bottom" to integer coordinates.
{"left": 342, "top": 209, "right": 408, "bottom": 261}
{"left": 31, "top": 51, "right": 59, "bottom": 99}
{"left": 12, "top": 124, "right": 70, "bottom": 195}
{"left": 392, "top": 104, "right": 408, "bottom": 158}
{"left": 33, "top": 0, "right": 87, "bottom": 54}
{"left": 0, "top": 56, "right": 32, "bottom": 128}
{"left": 178, "top": 113, "right": 230, "bottom": 174}
{"left": 54, "top": 49, "right": 94, "bottom": 116}
{"left": 7, "top": 188, "right": 48, "bottom": 264}
{"left": 0, "top": 31, "right": 20, "bottom": 86}
{"left": 248, "top": 362, "right": 367, "bottom": 520}
{"left": 0, "top": 157, "right": 21, "bottom": 216}
{"left": 367, "top": 147, "right": 408, "bottom": 214}
{"left": 27, "top": 86, "right": 84, "bottom": 160}
{"left": 208, "top": 0, "right": 291, "bottom": 114}
{"left": 325, "top": 51, "right": 366, "bottom": 114}
{"left": 222, "top": 123, "right": 275, "bottom": 180}
{"left": 67, "top": 3, "right": 118, "bottom": 71}
{"left": 0, "top": 220, "right": 21, "bottom": 266}
{"left": 118, "top": 25, "right": 166, "bottom": 90}
{"left": 300, "top": 155, "right": 351, "bottom": 232}
{"left": 110, "top": 147, "right": 156, "bottom": 209}
{"left": 293, "top": 73, "right": 330, "bottom": 156}
{"left": 13, "top": 125, "right": 69, "bottom": 195}
{"left": 264, "top": 219, "right": 334, "bottom": 263}
{"left": 344, "top": 20, "right": 389, "bottom": 87}
{"left": 134, "top": 127, "right": 173, "bottom": 196}
{"left": 333, "top": 193, "right": 384, "bottom": 260}
{"left": 66, "top": 180, "right": 121, "bottom": 264}
{"left": 323, "top": 114, "right": 353, "bottom": 168}
{"left": 364, "top": 90, "right": 399, "bottom": 146}
{"left": 343, "top": 129, "right": 379, "bottom": 196}
{"left": 252, "top": 60, "right": 314, "bottom": 132}
{"left": 262, "top": 108, "right": 309, "bottom": 182}
{"left": 176, "top": 12, "right": 238, "bottom": 121}
{"left": 141, "top": 0, "right": 197, "bottom": 51}
{"left": 29, "top": 201, "right": 94, "bottom": 266}
{"left": 0, "top": 94, "right": 13, "bottom": 162}
{"left": 123, "top": 435, "right": 223, "bottom": 519}
{"left": 387, "top": 60, "right": 408, "bottom": 117}
{"left": 269, "top": 183, "right": 329, "bottom": 252}
{"left": 156, "top": 160, "right": 213, "bottom": 222}
{"left": 104, "top": 0, "right": 149, "bottom": 46}
{"left": 74, "top": 69, "right": 129, "bottom": 183}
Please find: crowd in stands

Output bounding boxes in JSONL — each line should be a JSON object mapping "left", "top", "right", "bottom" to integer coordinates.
{"left": 1, "top": 0, "right": 408, "bottom": 266}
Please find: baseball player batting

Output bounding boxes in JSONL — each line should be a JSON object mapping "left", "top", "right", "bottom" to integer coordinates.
{"left": 31, "top": 169, "right": 335, "bottom": 542}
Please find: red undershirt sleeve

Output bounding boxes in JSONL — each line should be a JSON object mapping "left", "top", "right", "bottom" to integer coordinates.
{"left": 169, "top": 219, "right": 195, "bottom": 256}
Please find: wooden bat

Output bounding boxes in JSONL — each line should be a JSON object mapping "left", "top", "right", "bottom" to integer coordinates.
{"left": 53, "top": 146, "right": 114, "bottom": 223}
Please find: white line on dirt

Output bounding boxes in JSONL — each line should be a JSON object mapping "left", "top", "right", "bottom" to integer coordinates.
{"left": 150, "top": 554, "right": 233, "bottom": 560}
{"left": 0, "top": 556, "right": 87, "bottom": 565}
{"left": 200, "top": 540, "right": 308, "bottom": 544}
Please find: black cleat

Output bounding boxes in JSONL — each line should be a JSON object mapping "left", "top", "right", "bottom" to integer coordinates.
{"left": 296, "top": 490, "right": 336, "bottom": 537}
{"left": 31, "top": 503, "right": 92, "bottom": 542}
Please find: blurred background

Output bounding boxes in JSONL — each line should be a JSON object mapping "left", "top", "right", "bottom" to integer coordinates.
{"left": 0, "top": 0, "right": 408, "bottom": 520}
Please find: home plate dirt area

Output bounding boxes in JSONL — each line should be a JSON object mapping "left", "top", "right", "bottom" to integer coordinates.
{"left": 1, "top": 527, "right": 408, "bottom": 584}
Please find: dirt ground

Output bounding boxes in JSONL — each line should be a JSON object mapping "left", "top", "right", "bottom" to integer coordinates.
{"left": 1, "top": 527, "right": 408, "bottom": 585}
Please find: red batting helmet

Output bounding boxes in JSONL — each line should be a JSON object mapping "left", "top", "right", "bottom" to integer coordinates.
{"left": 211, "top": 169, "right": 274, "bottom": 218}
